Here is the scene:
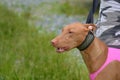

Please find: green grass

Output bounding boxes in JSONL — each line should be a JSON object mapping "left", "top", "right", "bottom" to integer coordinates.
{"left": 0, "top": 5, "right": 89, "bottom": 80}
{"left": 59, "top": 0, "right": 92, "bottom": 16}
{"left": 32, "top": 0, "right": 92, "bottom": 17}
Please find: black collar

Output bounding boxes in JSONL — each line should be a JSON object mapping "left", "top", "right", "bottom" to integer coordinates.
{"left": 77, "top": 31, "right": 95, "bottom": 51}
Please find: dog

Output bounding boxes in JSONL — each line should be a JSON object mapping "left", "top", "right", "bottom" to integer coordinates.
{"left": 51, "top": 22, "right": 120, "bottom": 80}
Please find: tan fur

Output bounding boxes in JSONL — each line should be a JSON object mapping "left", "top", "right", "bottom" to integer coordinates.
{"left": 51, "top": 22, "right": 120, "bottom": 80}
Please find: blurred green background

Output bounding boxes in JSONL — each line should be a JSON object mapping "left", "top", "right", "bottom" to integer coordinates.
{"left": 0, "top": 0, "right": 93, "bottom": 80}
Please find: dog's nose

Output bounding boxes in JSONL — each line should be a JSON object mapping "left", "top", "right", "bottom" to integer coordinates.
{"left": 51, "top": 39, "right": 57, "bottom": 46}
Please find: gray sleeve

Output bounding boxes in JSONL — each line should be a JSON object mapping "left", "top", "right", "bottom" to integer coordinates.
{"left": 95, "top": 0, "right": 120, "bottom": 47}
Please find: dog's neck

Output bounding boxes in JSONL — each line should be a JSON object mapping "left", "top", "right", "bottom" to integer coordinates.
{"left": 77, "top": 31, "right": 95, "bottom": 51}
{"left": 79, "top": 37, "right": 108, "bottom": 73}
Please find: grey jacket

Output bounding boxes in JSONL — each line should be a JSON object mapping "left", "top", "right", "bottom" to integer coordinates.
{"left": 96, "top": 0, "right": 120, "bottom": 48}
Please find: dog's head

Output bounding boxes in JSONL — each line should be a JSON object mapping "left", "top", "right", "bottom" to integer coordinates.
{"left": 51, "top": 22, "right": 96, "bottom": 53}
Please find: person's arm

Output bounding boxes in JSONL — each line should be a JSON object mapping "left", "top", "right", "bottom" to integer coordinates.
{"left": 96, "top": 0, "right": 120, "bottom": 48}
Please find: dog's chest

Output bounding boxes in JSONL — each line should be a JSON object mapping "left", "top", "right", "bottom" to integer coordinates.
{"left": 90, "top": 47, "right": 120, "bottom": 80}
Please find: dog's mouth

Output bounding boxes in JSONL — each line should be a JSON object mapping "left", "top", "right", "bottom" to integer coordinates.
{"left": 56, "top": 47, "right": 69, "bottom": 53}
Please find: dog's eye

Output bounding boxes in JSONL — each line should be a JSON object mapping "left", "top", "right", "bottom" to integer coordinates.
{"left": 68, "top": 31, "right": 73, "bottom": 34}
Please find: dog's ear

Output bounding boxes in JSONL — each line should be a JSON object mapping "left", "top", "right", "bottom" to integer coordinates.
{"left": 84, "top": 24, "right": 96, "bottom": 31}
